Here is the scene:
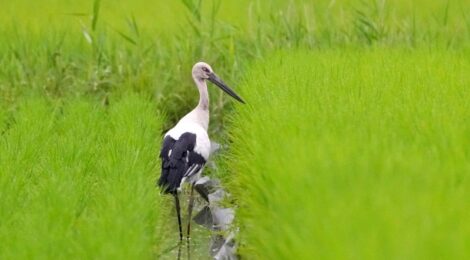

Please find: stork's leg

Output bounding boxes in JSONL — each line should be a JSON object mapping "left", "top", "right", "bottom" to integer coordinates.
{"left": 187, "top": 184, "right": 195, "bottom": 239}
{"left": 174, "top": 194, "right": 183, "bottom": 241}
{"left": 177, "top": 242, "right": 182, "bottom": 260}
{"left": 186, "top": 234, "right": 192, "bottom": 259}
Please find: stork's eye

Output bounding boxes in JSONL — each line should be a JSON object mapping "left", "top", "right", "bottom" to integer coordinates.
{"left": 202, "top": 67, "right": 209, "bottom": 73}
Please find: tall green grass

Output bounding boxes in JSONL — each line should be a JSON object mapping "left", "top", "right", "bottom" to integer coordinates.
{"left": 0, "top": 95, "right": 165, "bottom": 258}
{"left": 229, "top": 49, "right": 470, "bottom": 259}
{"left": 0, "top": 0, "right": 468, "bottom": 129}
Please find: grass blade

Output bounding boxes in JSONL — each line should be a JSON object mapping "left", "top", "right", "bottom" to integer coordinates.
{"left": 92, "top": 0, "right": 101, "bottom": 31}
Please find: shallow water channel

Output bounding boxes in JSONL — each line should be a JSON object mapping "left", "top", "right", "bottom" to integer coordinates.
{"left": 157, "top": 147, "right": 237, "bottom": 260}
{"left": 157, "top": 192, "right": 213, "bottom": 259}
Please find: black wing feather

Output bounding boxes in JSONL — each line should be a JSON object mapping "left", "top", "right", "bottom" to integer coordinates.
{"left": 157, "top": 132, "right": 206, "bottom": 194}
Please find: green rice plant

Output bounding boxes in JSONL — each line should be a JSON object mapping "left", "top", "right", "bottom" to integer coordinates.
{"left": 228, "top": 49, "right": 470, "bottom": 259}
{"left": 0, "top": 94, "right": 165, "bottom": 258}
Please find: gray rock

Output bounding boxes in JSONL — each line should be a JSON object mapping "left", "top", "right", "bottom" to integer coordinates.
{"left": 214, "top": 232, "right": 238, "bottom": 260}
{"left": 211, "top": 207, "right": 235, "bottom": 231}
{"left": 195, "top": 177, "right": 220, "bottom": 202}
{"left": 193, "top": 206, "right": 213, "bottom": 229}
{"left": 208, "top": 189, "right": 226, "bottom": 204}
{"left": 210, "top": 234, "right": 226, "bottom": 256}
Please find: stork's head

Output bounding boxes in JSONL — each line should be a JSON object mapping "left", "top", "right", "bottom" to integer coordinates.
{"left": 192, "top": 62, "right": 245, "bottom": 104}
{"left": 192, "top": 62, "right": 214, "bottom": 80}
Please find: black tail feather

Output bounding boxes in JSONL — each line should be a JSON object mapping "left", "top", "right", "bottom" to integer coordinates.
{"left": 157, "top": 133, "right": 205, "bottom": 194}
{"left": 158, "top": 159, "right": 187, "bottom": 194}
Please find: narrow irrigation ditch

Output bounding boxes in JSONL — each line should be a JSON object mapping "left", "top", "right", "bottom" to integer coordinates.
{"left": 157, "top": 142, "right": 238, "bottom": 259}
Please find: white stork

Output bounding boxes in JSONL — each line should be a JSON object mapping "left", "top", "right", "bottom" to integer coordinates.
{"left": 158, "top": 62, "right": 245, "bottom": 240}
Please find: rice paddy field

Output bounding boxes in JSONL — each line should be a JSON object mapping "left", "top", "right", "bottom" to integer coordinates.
{"left": 0, "top": 0, "right": 469, "bottom": 259}
{"left": 229, "top": 50, "right": 470, "bottom": 259}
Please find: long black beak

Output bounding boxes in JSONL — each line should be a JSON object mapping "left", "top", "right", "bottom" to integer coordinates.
{"left": 208, "top": 73, "right": 245, "bottom": 104}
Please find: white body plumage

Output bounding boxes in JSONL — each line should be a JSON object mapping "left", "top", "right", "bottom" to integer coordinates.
{"left": 165, "top": 108, "right": 211, "bottom": 161}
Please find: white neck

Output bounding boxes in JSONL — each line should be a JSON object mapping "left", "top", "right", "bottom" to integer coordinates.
{"left": 178, "top": 76, "right": 210, "bottom": 131}
{"left": 195, "top": 77, "right": 209, "bottom": 110}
